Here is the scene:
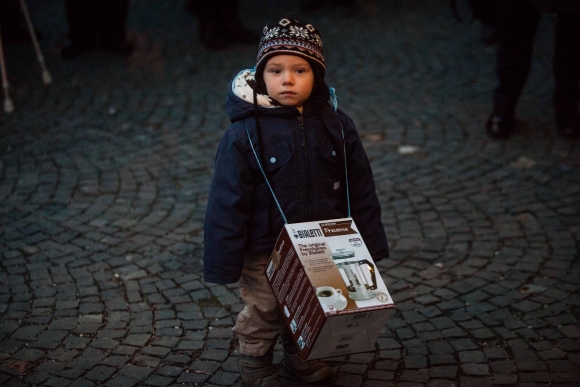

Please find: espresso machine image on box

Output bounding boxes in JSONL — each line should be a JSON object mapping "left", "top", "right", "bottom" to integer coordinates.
{"left": 331, "top": 248, "right": 378, "bottom": 300}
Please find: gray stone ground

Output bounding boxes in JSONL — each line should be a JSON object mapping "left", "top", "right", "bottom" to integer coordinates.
{"left": 1, "top": 0, "right": 579, "bottom": 386}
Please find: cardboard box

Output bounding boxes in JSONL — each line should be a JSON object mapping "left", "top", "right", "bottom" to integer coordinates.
{"left": 266, "top": 218, "right": 394, "bottom": 360}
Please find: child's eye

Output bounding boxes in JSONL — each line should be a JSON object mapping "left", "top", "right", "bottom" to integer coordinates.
{"left": 269, "top": 69, "right": 281, "bottom": 74}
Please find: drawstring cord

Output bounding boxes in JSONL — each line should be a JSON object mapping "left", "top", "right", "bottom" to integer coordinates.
{"left": 252, "top": 87, "right": 280, "bottom": 225}
{"left": 330, "top": 87, "right": 351, "bottom": 218}
{"left": 244, "top": 121, "right": 289, "bottom": 224}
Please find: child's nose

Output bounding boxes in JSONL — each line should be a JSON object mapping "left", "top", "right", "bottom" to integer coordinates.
{"left": 282, "top": 72, "right": 294, "bottom": 85}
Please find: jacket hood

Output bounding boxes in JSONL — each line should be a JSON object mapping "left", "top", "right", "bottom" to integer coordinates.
{"left": 226, "top": 69, "right": 281, "bottom": 123}
{"left": 226, "top": 69, "right": 331, "bottom": 123}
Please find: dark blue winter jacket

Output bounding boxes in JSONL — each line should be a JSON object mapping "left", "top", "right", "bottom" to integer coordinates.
{"left": 203, "top": 73, "right": 389, "bottom": 284}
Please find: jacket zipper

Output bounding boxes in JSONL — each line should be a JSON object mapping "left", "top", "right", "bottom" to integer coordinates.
{"left": 298, "top": 115, "right": 313, "bottom": 219}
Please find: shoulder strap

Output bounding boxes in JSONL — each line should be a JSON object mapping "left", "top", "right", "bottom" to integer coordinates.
{"left": 243, "top": 120, "right": 289, "bottom": 224}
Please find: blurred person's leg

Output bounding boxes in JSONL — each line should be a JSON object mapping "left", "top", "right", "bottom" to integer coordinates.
{"left": 191, "top": 0, "right": 258, "bottom": 50}
{"left": 194, "top": 1, "right": 228, "bottom": 49}
{"left": 62, "top": 0, "right": 97, "bottom": 58}
{"left": 221, "top": 0, "right": 259, "bottom": 45}
{"left": 553, "top": 10, "right": 580, "bottom": 138}
{"left": 480, "top": 23, "right": 498, "bottom": 46}
{"left": 96, "top": 0, "right": 133, "bottom": 55}
{"left": 0, "top": 0, "right": 42, "bottom": 42}
{"left": 486, "top": 3, "right": 540, "bottom": 138}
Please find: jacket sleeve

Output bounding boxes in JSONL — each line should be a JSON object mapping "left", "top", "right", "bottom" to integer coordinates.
{"left": 203, "top": 124, "right": 253, "bottom": 284}
{"left": 339, "top": 110, "right": 390, "bottom": 261}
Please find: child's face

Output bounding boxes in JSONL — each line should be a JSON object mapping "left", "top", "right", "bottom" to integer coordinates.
{"left": 263, "top": 55, "right": 314, "bottom": 109}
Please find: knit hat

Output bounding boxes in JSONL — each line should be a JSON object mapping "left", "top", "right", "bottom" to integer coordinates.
{"left": 256, "top": 15, "right": 325, "bottom": 77}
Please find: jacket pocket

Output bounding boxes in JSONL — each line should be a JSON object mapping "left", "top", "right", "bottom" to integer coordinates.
{"left": 315, "top": 138, "right": 345, "bottom": 201}
{"left": 264, "top": 141, "right": 292, "bottom": 173}
{"left": 319, "top": 138, "right": 341, "bottom": 166}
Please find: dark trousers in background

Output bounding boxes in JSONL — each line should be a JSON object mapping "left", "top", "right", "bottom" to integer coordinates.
{"left": 494, "top": 4, "right": 580, "bottom": 113}
{"left": 64, "top": 0, "right": 129, "bottom": 46}
{"left": 0, "top": 0, "right": 20, "bottom": 32}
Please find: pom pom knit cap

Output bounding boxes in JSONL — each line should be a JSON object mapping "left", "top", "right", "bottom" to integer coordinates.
{"left": 255, "top": 15, "right": 325, "bottom": 77}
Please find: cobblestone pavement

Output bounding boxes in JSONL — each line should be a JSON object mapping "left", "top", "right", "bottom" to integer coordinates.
{"left": 1, "top": 0, "right": 579, "bottom": 386}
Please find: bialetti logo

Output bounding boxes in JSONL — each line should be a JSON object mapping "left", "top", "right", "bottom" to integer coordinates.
{"left": 319, "top": 219, "right": 357, "bottom": 237}
{"left": 292, "top": 228, "right": 323, "bottom": 239}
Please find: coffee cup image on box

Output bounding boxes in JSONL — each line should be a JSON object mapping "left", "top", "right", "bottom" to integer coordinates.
{"left": 330, "top": 248, "right": 378, "bottom": 301}
{"left": 316, "top": 286, "right": 342, "bottom": 306}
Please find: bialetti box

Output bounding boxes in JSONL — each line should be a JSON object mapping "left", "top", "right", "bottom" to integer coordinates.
{"left": 266, "top": 218, "right": 395, "bottom": 360}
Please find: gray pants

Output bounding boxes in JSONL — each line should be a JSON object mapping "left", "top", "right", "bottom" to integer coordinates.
{"left": 232, "top": 254, "right": 286, "bottom": 357}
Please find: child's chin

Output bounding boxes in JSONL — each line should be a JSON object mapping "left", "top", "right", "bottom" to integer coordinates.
{"left": 277, "top": 99, "right": 300, "bottom": 107}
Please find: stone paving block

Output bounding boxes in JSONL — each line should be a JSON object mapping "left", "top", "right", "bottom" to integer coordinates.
{"left": 404, "top": 355, "right": 427, "bottom": 369}
{"left": 400, "top": 369, "right": 429, "bottom": 383}
{"left": 335, "top": 373, "right": 364, "bottom": 387}
{"left": 49, "top": 317, "right": 79, "bottom": 330}
{"left": 84, "top": 365, "right": 117, "bottom": 381}
{"left": 366, "top": 369, "right": 394, "bottom": 380}
{"left": 24, "top": 371, "right": 51, "bottom": 384}
{"left": 98, "top": 353, "right": 130, "bottom": 368}
{"left": 516, "top": 361, "right": 548, "bottom": 371}
{"left": 490, "top": 360, "right": 517, "bottom": 374}
{"left": 67, "top": 378, "right": 97, "bottom": 387}
{"left": 377, "top": 338, "right": 402, "bottom": 350}
{"left": 518, "top": 371, "right": 552, "bottom": 383}
{"left": 208, "top": 370, "right": 239, "bottom": 385}
{"left": 164, "top": 354, "right": 191, "bottom": 365}
{"left": 379, "top": 350, "right": 402, "bottom": 360}
{"left": 429, "top": 365, "right": 458, "bottom": 379}
{"left": 10, "top": 325, "right": 46, "bottom": 341}
{"left": 11, "top": 348, "right": 45, "bottom": 362}
{"left": 429, "top": 355, "right": 457, "bottom": 366}
{"left": 122, "top": 334, "right": 151, "bottom": 347}
{"left": 188, "top": 360, "right": 221, "bottom": 375}
{"left": 103, "top": 374, "right": 140, "bottom": 387}
{"left": 140, "top": 346, "right": 172, "bottom": 357}
{"left": 1, "top": 2, "right": 580, "bottom": 386}
{"left": 459, "top": 351, "right": 486, "bottom": 363}
{"left": 154, "top": 366, "right": 183, "bottom": 378}
{"left": 340, "top": 363, "right": 368, "bottom": 374}
{"left": 176, "top": 371, "right": 212, "bottom": 384}
{"left": 492, "top": 374, "right": 518, "bottom": 385}
{"left": 459, "top": 376, "right": 492, "bottom": 387}
{"left": 35, "top": 360, "right": 66, "bottom": 375}
{"left": 118, "top": 364, "right": 155, "bottom": 380}
{"left": 199, "top": 349, "right": 230, "bottom": 362}
{"left": 461, "top": 363, "right": 491, "bottom": 376}
{"left": 551, "top": 371, "right": 580, "bottom": 383}
{"left": 427, "top": 381, "right": 457, "bottom": 387}
{"left": 134, "top": 354, "right": 162, "bottom": 368}
{"left": 43, "top": 376, "right": 73, "bottom": 387}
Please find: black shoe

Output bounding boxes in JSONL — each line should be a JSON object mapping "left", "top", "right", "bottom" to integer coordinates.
{"left": 61, "top": 40, "right": 95, "bottom": 59}
{"left": 556, "top": 108, "right": 580, "bottom": 139}
{"left": 486, "top": 112, "right": 514, "bottom": 139}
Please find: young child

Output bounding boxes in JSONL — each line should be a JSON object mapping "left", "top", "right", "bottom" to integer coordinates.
{"left": 203, "top": 15, "right": 389, "bottom": 387}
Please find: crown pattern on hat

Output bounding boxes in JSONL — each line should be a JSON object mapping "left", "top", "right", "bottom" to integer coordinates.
{"left": 256, "top": 16, "right": 325, "bottom": 72}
